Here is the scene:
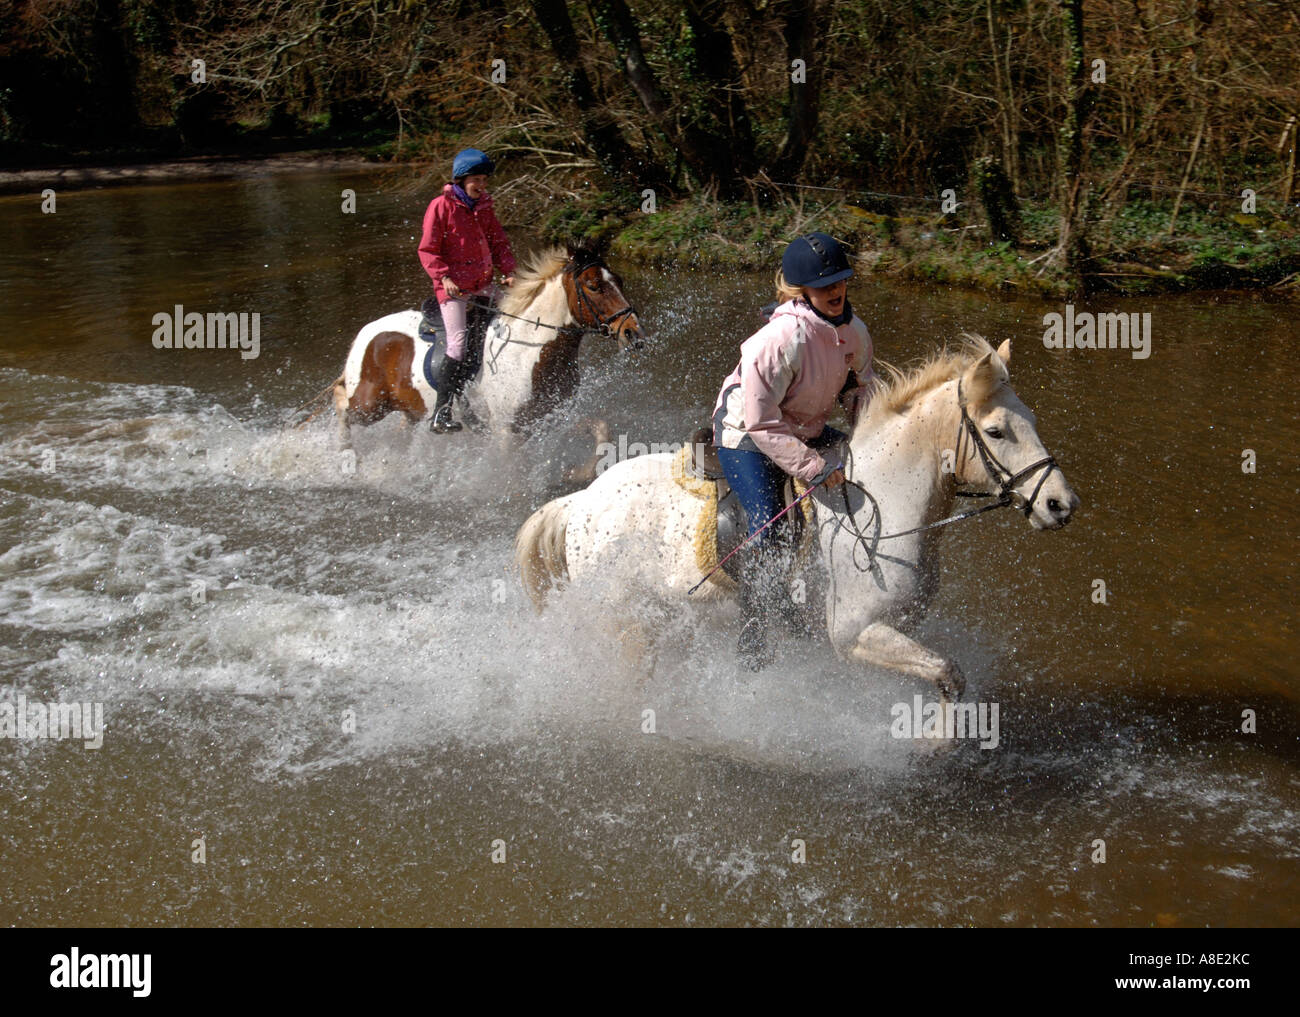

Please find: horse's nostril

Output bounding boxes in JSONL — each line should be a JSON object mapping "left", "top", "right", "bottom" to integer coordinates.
{"left": 1048, "top": 498, "right": 1066, "bottom": 515}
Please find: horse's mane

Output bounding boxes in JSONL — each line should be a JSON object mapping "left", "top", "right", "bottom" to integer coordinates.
{"left": 857, "top": 333, "right": 996, "bottom": 435}
{"left": 500, "top": 247, "right": 569, "bottom": 317}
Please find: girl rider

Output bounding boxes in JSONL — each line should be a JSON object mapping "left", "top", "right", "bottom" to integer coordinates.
{"left": 711, "top": 232, "right": 874, "bottom": 669}
{"left": 418, "top": 147, "right": 516, "bottom": 432}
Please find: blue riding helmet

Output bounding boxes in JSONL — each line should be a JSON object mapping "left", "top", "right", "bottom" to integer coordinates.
{"left": 782, "top": 232, "right": 854, "bottom": 288}
{"left": 452, "top": 148, "right": 495, "bottom": 180}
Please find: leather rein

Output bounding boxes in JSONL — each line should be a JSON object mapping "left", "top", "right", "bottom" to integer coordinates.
{"left": 463, "top": 257, "right": 637, "bottom": 345}
{"left": 829, "top": 376, "right": 1060, "bottom": 569}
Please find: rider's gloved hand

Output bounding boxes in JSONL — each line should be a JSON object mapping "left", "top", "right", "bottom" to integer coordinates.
{"left": 812, "top": 460, "right": 845, "bottom": 489}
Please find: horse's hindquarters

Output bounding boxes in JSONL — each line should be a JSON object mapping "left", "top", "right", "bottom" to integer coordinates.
{"left": 565, "top": 454, "right": 720, "bottom": 598}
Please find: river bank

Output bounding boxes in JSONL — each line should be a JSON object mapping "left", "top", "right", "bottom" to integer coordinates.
{"left": 8, "top": 149, "right": 1298, "bottom": 299}
{"left": 537, "top": 186, "right": 1300, "bottom": 299}
{"left": 0, "top": 149, "right": 404, "bottom": 196}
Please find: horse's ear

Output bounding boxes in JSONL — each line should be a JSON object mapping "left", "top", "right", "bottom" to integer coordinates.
{"left": 962, "top": 350, "right": 1009, "bottom": 406}
{"left": 996, "top": 339, "right": 1011, "bottom": 368}
{"left": 568, "top": 233, "right": 611, "bottom": 261}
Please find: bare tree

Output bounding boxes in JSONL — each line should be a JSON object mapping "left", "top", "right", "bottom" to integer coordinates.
{"left": 768, "top": 0, "right": 831, "bottom": 181}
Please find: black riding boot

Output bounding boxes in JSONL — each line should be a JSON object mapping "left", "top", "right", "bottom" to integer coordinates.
{"left": 736, "top": 524, "right": 801, "bottom": 670}
{"left": 431, "top": 357, "right": 465, "bottom": 433}
{"left": 736, "top": 555, "right": 777, "bottom": 672}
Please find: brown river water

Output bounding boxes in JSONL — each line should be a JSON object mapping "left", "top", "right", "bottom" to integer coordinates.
{"left": 0, "top": 169, "right": 1296, "bottom": 926}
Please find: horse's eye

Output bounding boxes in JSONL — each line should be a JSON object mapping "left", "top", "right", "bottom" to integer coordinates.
{"left": 585, "top": 279, "right": 599, "bottom": 291}
{"left": 985, "top": 427, "right": 1005, "bottom": 439}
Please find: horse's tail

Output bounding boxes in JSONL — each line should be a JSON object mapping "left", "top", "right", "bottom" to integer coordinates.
{"left": 287, "top": 374, "right": 347, "bottom": 430}
{"left": 515, "top": 492, "right": 578, "bottom": 610}
{"left": 328, "top": 371, "right": 346, "bottom": 401}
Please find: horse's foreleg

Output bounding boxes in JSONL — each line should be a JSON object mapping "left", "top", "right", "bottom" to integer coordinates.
{"left": 564, "top": 417, "right": 613, "bottom": 486}
{"left": 332, "top": 381, "right": 353, "bottom": 449}
{"left": 848, "top": 621, "right": 965, "bottom": 702}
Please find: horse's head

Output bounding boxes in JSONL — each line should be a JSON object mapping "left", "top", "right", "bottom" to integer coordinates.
{"left": 954, "top": 338, "right": 1079, "bottom": 530}
{"left": 562, "top": 245, "right": 647, "bottom": 351}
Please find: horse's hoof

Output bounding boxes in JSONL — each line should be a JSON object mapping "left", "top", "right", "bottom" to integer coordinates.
{"left": 937, "top": 662, "right": 966, "bottom": 701}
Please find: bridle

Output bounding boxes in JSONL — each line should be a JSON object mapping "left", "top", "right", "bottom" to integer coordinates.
{"left": 463, "top": 253, "right": 639, "bottom": 354}
{"left": 563, "top": 257, "right": 639, "bottom": 338}
{"left": 954, "top": 376, "right": 1059, "bottom": 518}
{"left": 825, "top": 374, "right": 1062, "bottom": 573}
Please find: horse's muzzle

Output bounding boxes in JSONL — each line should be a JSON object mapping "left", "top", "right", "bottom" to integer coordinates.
{"left": 617, "top": 322, "right": 648, "bottom": 353}
{"left": 1027, "top": 486, "right": 1080, "bottom": 530}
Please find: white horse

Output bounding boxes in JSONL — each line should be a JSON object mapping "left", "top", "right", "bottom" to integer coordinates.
{"left": 514, "top": 335, "right": 1079, "bottom": 700}
{"left": 331, "top": 246, "right": 644, "bottom": 448}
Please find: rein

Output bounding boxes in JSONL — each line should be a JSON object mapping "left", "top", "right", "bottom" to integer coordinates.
{"left": 462, "top": 257, "right": 636, "bottom": 345}
{"left": 464, "top": 298, "right": 589, "bottom": 345}
{"left": 828, "top": 376, "right": 1059, "bottom": 570}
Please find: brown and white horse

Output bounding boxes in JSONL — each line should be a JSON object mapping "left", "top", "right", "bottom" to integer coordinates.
{"left": 331, "top": 246, "right": 644, "bottom": 451}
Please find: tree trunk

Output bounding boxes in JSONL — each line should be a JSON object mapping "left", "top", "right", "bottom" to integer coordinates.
{"left": 680, "top": 0, "right": 757, "bottom": 196}
{"left": 528, "top": 0, "right": 650, "bottom": 183}
{"left": 1167, "top": 109, "right": 1207, "bottom": 236}
{"left": 1055, "top": 0, "right": 1092, "bottom": 282}
{"left": 986, "top": 0, "right": 1019, "bottom": 195}
{"left": 769, "top": 0, "right": 830, "bottom": 181}
{"left": 590, "top": 0, "right": 723, "bottom": 191}
{"left": 1283, "top": 115, "right": 1298, "bottom": 205}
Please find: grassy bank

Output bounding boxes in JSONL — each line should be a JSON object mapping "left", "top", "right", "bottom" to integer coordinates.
{"left": 537, "top": 186, "right": 1300, "bottom": 298}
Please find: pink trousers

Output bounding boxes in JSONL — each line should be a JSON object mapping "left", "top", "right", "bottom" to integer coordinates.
{"left": 440, "top": 283, "right": 500, "bottom": 361}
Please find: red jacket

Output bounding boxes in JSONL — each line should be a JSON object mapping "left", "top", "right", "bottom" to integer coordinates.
{"left": 418, "top": 184, "right": 516, "bottom": 303}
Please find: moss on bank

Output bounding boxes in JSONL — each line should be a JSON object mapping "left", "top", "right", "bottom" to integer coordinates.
{"left": 538, "top": 188, "right": 1300, "bottom": 297}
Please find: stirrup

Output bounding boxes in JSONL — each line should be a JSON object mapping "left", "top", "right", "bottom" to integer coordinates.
{"left": 430, "top": 405, "right": 462, "bottom": 433}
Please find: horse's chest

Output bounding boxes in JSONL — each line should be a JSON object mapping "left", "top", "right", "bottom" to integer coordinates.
{"left": 507, "top": 332, "right": 583, "bottom": 430}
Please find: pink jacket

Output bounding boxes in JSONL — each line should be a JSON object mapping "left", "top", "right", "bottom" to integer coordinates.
{"left": 418, "top": 184, "right": 516, "bottom": 303}
{"left": 713, "top": 300, "right": 873, "bottom": 482}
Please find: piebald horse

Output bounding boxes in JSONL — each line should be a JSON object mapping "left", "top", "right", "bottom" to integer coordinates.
{"left": 514, "top": 336, "right": 1079, "bottom": 701}
{"left": 331, "top": 246, "right": 644, "bottom": 451}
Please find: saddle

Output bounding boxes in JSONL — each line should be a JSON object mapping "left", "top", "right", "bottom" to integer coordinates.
{"left": 418, "top": 297, "right": 497, "bottom": 390}
{"left": 676, "top": 428, "right": 817, "bottom": 586}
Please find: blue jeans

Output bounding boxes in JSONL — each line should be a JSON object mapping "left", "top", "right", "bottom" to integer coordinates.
{"left": 715, "top": 426, "right": 846, "bottom": 548}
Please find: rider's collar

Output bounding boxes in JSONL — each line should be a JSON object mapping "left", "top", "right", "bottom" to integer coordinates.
{"left": 804, "top": 297, "right": 853, "bottom": 329}
{"left": 452, "top": 182, "right": 478, "bottom": 210}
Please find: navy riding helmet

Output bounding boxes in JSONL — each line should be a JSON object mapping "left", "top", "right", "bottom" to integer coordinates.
{"left": 782, "top": 232, "right": 854, "bottom": 288}
{"left": 452, "top": 148, "right": 495, "bottom": 180}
